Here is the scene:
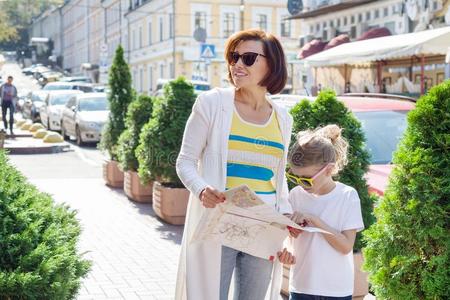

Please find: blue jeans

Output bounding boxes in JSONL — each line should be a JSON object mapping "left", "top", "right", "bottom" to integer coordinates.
{"left": 290, "top": 293, "right": 352, "bottom": 300}
{"left": 220, "top": 246, "right": 273, "bottom": 300}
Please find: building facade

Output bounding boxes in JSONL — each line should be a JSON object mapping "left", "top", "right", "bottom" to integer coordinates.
{"left": 126, "top": 0, "right": 302, "bottom": 94}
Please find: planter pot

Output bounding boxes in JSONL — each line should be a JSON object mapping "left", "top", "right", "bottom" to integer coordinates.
{"left": 353, "top": 251, "right": 369, "bottom": 299}
{"left": 102, "top": 160, "right": 124, "bottom": 188}
{"left": 124, "top": 170, "right": 153, "bottom": 203}
{"left": 152, "top": 181, "right": 189, "bottom": 225}
{"left": 280, "top": 252, "right": 369, "bottom": 299}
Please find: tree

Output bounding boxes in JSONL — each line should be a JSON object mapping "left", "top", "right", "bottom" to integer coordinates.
{"left": 362, "top": 81, "right": 449, "bottom": 299}
{"left": 117, "top": 95, "right": 154, "bottom": 172}
{"left": 99, "top": 45, "right": 134, "bottom": 161}
{"left": 289, "top": 90, "right": 377, "bottom": 250}
{"left": 136, "top": 77, "right": 196, "bottom": 186}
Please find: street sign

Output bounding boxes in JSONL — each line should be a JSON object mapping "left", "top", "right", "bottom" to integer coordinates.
{"left": 200, "top": 44, "right": 216, "bottom": 59}
{"left": 287, "top": 0, "right": 303, "bottom": 16}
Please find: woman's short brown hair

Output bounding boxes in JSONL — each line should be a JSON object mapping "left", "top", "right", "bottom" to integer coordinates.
{"left": 224, "top": 29, "right": 287, "bottom": 95}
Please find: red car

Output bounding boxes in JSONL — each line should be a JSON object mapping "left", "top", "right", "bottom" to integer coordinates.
{"left": 271, "top": 93, "right": 416, "bottom": 196}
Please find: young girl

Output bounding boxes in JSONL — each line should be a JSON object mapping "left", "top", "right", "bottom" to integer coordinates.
{"left": 286, "top": 124, "right": 364, "bottom": 300}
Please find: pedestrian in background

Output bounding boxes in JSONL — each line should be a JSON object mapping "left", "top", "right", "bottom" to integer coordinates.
{"left": 175, "top": 29, "right": 296, "bottom": 300}
{"left": 0, "top": 75, "right": 18, "bottom": 135}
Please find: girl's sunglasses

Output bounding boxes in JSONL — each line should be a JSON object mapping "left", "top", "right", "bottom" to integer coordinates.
{"left": 229, "top": 51, "right": 266, "bottom": 67}
{"left": 286, "top": 164, "right": 331, "bottom": 189}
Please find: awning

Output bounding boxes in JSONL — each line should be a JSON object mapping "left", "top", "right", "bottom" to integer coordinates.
{"left": 357, "top": 27, "right": 391, "bottom": 41}
{"left": 297, "top": 39, "right": 327, "bottom": 59}
{"left": 324, "top": 34, "right": 350, "bottom": 50}
{"left": 303, "top": 26, "right": 450, "bottom": 67}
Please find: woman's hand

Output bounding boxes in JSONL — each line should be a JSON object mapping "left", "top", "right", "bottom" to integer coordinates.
{"left": 277, "top": 248, "right": 296, "bottom": 265}
{"left": 199, "top": 186, "right": 226, "bottom": 208}
{"left": 287, "top": 226, "right": 303, "bottom": 238}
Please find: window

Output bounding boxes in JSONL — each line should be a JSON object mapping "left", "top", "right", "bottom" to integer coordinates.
{"left": 329, "top": 20, "right": 334, "bottom": 27}
{"left": 358, "top": 13, "right": 362, "bottom": 22}
{"left": 351, "top": 15, "right": 355, "bottom": 24}
{"left": 159, "top": 17, "right": 163, "bottom": 41}
{"left": 310, "top": 25, "right": 314, "bottom": 33}
{"left": 195, "top": 11, "right": 206, "bottom": 29}
{"left": 337, "top": 19, "right": 341, "bottom": 27}
{"left": 366, "top": 11, "right": 371, "bottom": 21}
{"left": 322, "top": 30, "right": 327, "bottom": 41}
{"left": 351, "top": 26, "right": 357, "bottom": 39}
{"left": 384, "top": 21, "right": 395, "bottom": 34}
{"left": 148, "top": 66, "right": 153, "bottom": 92}
{"left": 257, "top": 14, "right": 267, "bottom": 31}
{"left": 132, "top": 29, "right": 137, "bottom": 50}
{"left": 384, "top": 7, "right": 389, "bottom": 17}
{"left": 322, "top": 21, "right": 327, "bottom": 28}
{"left": 169, "top": 62, "right": 174, "bottom": 78}
{"left": 139, "top": 68, "right": 143, "bottom": 92}
{"left": 281, "top": 16, "right": 291, "bottom": 37}
{"left": 223, "top": 12, "right": 235, "bottom": 38}
{"left": 169, "top": 14, "right": 174, "bottom": 38}
{"left": 148, "top": 22, "right": 152, "bottom": 45}
{"left": 133, "top": 70, "right": 138, "bottom": 89}
{"left": 375, "top": 9, "right": 379, "bottom": 19}
{"left": 343, "top": 17, "right": 347, "bottom": 26}
{"left": 316, "top": 23, "right": 320, "bottom": 31}
{"left": 160, "top": 64, "right": 164, "bottom": 78}
{"left": 433, "top": 1, "right": 438, "bottom": 10}
{"left": 138, "top": 26, "right": 142, "bottom": 48}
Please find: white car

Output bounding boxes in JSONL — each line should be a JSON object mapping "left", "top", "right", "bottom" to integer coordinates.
{"left": 154, "top": 78, "right": 211, "bottom": 97}
{"left": 40, "top": 90, "right": 83, "bottom": 131}
{"left": 42, "top": 81, "right": 94, "bottom": 93}
{"left": 61, "top": 93, "right": 109, "bottom": 145}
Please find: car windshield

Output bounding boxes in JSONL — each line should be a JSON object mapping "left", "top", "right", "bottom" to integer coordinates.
{"left": 43, "top": 84, "right": 71, "bottom": 90}
{"left": 50, "top": 94, "right": 77, "bottom": 105}
{"left": 355, "top": 110, "right": 409, "bottom": 164}
{"left": 79, "top": 97, "right": 108, "bottom": 111}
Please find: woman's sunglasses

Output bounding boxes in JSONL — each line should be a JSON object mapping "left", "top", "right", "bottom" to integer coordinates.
{"left": 286, "top": 164, "right": 331, "bottom": 189}
{"left": 228, "top": 51, "right": 266, "bottom": 67}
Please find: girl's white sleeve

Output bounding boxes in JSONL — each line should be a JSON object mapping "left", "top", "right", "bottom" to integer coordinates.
{"left": 176, "top": 95, "right": 210, "bottom": 199}
{"left": 278, "top": 114, "right": 294, "bottom": 215}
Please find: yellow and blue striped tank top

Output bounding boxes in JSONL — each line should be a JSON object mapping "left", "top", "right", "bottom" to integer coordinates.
{"left": 226, "top": 106, "right": 284, "bottom": 208}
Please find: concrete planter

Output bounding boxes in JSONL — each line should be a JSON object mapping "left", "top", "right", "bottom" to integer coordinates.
{"left": 152, "top": 181, "right": 189, "bottom": 225}
{"left": 124, "top": 170, "right": 153, "bottom": 203}
{"left": 102, "top": 160, "right": 124, "bottom": 188}
{"left": 281, "top": 252, "right": 369, "bottom": 299}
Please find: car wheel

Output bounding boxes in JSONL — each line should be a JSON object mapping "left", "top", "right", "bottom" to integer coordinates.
{"left": 76, "top": 125, "right": 84, "bottom": 146}
{"left": 61, "top": 122, "right": 69, "bottom": 141}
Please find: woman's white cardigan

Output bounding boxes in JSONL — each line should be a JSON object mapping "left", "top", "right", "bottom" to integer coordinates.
{"left": 175, "top": 87, "right": 293, "bottom": 300}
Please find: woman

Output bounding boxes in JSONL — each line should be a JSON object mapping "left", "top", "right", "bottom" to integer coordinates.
{"left": 175, "top": 29, "right": 294, "bottom": 300}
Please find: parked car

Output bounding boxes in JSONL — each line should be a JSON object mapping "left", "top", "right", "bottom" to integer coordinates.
{"left": 37, "top": 71, "right": 64, "bottom": 86}
{"left": 154, "top": 78, "right": 210, "bottom": 96}
{"left": 61, "top": 93, "right": 109, "bottom": 145}
{"left": 42, "top": 81, "right": 94, "bottom": 93}
{"left": 60, "top": 76, "right": 92, "bottom": 83}
{"left": 270, "top": 93, "right": 416, "bottom": 195}
{"left": 40, "top": 90, "right": 84, "bottom": 131}
{"left": 22, "top": 90, "right": 48, "bottom": 122}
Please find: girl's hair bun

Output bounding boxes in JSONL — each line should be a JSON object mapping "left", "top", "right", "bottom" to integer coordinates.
{"left": 319, "top": 124, "right": 342, "bottom": 144}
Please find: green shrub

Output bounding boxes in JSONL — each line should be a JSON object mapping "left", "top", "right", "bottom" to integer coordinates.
{"left": 99, "top": 45, "right": 134, "bottom": 160}
{"left": 362, "top": 81, "right": 450, "bottom": 299}
{"left": 136, "top": 77, "right": 196, "bottom": 186}
{"left": 117, "top": 95, "right": 154, "bottom": 172}
{"left": 289, "top": 90, "right": 377, "bottom": 250}
{"left": 0, "top": 150, "right": 90, "bottom": 299}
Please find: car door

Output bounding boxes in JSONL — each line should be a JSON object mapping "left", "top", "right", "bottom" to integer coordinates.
{"left": 40, "top": 94, "right": 49, "bottom": 127}
{"left": 63, "top": 97, "right": 77, "bottom": 136}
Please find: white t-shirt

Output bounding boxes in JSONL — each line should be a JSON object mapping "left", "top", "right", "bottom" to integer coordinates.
{"left": 288, "top": 182, "right": 364, "bottom": 297}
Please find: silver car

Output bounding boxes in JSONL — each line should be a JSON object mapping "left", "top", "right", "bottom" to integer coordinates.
{"left": 40, "top": 90, "right": 83, "bottom": 131}
{"left": 61, "top": 93, "right": 109, "bottom": 146}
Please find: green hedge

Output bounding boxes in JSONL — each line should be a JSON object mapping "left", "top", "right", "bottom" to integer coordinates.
{"left": 363, "top": 81, "right": 450, "bottom": 299}
{"left": 0, "top": 150, "right": 91, "bottom": 299}
{"left": 136, "top": 77, "right": 196, "bottom": 186}
{"left": 117, "top": 94, "right": 154, "bottom": 172}
{"left": 289, "top": 90, "right": 377, "bottom": 250}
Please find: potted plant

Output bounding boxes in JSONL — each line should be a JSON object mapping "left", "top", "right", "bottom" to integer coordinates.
{"left": 283, "top": 90, "right": 378, "bottom": 298}
{"left": 117, "top": 94, "right": 154, "bottom": 202}
{"left": 136, "top": 77, "right": 196, "bottom": 225}
{"left": 362, "top": 81, "right": 449, "bottom": 299}
{"left": 99, "top": 45, "right": 134, "bottom": 188}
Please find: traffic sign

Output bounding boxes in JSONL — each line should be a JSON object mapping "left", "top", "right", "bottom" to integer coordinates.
{"left": 200, "top": 44, "right": 216, "bottom": 59}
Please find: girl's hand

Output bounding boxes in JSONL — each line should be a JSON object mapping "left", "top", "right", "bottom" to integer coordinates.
{"left": 277, "top": 248, "right": 296, "bottom": 265}
{"left": 291, "top": 212, "right": 323, "bottom": 229}
{"left": 199, "top": 186, "right": 226, "bottom": 208}
{"left": 287, "top": 226, "right": 302, "bottom": 238}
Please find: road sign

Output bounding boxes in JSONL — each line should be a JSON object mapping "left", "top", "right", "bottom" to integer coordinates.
{"left": 200, "top": 44, "right": 216, "bottom": 59}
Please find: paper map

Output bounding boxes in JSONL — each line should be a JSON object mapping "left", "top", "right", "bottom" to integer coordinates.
{"left": 191, "top": 185, "right": 330, "bottom": 260}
